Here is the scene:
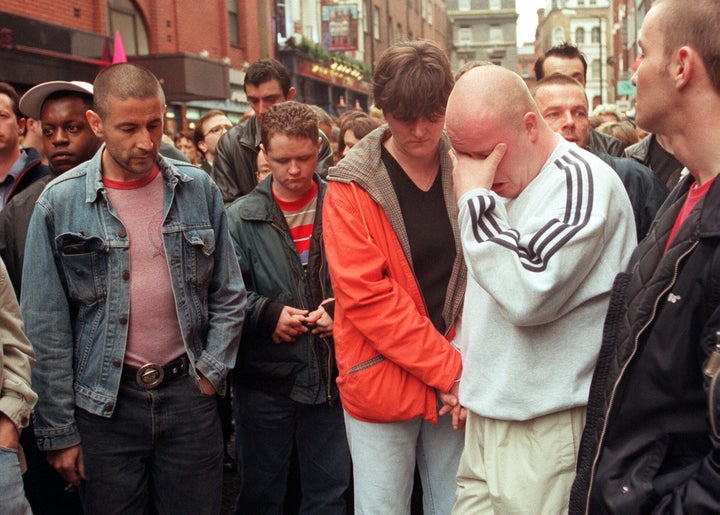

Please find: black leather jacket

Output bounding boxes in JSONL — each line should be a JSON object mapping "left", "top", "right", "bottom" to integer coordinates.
{"left": 570, "top": 173, "right": 720, "bottom": 514}
{"left": 595, "top": 153, "right": 669, "bottom": 241}
{"left": 624, "top": 134, "right": 684, "bottom": 191}
{"left": 212, "top": 116, "right": 333, "bottom": 204}
{"left": 588, "top": 129, "right": 625, "bottom": 157}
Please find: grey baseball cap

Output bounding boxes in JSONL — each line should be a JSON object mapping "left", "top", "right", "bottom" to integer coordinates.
{"left": 19, "top": 80, "right": 94, "bottom": 119}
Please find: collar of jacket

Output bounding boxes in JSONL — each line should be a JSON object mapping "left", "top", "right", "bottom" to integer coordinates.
{"left": 233, "top": 173, "right": 326, "bottom": 223}
{"left": 20, "top": 146, "right": 43, "bottom": 171}
{"left": 226, "top": 115, "right": 261, "bottom": 149}
{"left": 694, "top": 173, "right": 720, "bottom": 238}
{"left": 82, "top": 144, "right": 195, "bottom": 203}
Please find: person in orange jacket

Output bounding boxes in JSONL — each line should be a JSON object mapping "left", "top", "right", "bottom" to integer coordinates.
{"left": 323, "top": 39, "right": 466, "bottom": 514}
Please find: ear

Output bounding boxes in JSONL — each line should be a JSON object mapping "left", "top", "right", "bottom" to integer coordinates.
{"left": 317, "top": 137, "right": 322, "bottom": 152}
{"left": 86, "top": 110, "right": 103, "bottom": 139}
{"left": 523, "top": 111, "right": 539, "bottom": 140}
{"left": 259, "top": 143, "right": 268, "bottom": 158}
{"left": 286, "top": 87, "right": 296, "bottom": 101}
{"left": 197, "top": 140, "right": 208, "bottom": 154}
{"left": 673, "top": 46, "right": 697, "bottom": 90}
{"left": 17, "top": 117, "right": 26, "bottom": 136}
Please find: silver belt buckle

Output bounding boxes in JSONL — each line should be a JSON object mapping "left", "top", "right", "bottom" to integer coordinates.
{"left": 136, "top": 363, "right": 164, "bottom": 389}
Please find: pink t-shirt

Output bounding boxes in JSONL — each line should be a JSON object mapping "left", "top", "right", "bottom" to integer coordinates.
{"left": 104, "top": 166, "right": 185, "bottom": 367}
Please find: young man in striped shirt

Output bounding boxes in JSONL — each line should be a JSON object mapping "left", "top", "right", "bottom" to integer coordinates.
{"left": 226, "top": 101, "right": 350, "bottom": 513}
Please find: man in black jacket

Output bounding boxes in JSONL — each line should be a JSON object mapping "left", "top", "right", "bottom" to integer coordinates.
{"left": 212, "top": 59, "right": 333, "bottom": 204}
{"left": 0, "top": 79, "right": 99, "bottom": 515}
{"left": 570, "top": 0, "right": 720, "bottom": 512}
{"left": 0, "top": 81, "right": 100, "bottom": 295}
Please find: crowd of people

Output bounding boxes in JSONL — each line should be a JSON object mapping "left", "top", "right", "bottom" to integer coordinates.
{"left": 1, "top": 0, "right": 719, "bottom": 513}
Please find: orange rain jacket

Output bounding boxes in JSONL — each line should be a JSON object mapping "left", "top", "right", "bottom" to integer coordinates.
{"left": 323, "top": 126, "right": 465, "bottom": 423}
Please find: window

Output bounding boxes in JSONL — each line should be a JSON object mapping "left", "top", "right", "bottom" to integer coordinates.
{"left": 459, "top": 0, "right": 471, "bottom": 11}
{"left": 108, "top": 0, "right": 149, "bottom": 54}
{"left": 489, "top": 0, "right": 501, "bottom": 10}
{"left": 227, "top": 0, "right": 239, "bottom": 46}
{"left": 552, "top": 26, "right": 565, "bottom": 45}
{"left": 459, "top": 27, "right": 472, "bottom": 43}
{"left": 591, "top": 26, "right": 601, "bottom": 44}
{"left": 388, "top": 17, "right": 393, "bottom": 42}
{"left": 373, "top": 6, "right": 380, "bottom": 39}
{"left": 275, "top": 1, "right": 287, "bottom": 39}
{"left": 575, "top": 27, "right": 585, "bottom": 44}
{"left": 591, "top": 58, "right": 600, "bottom": 79}
{"left": 489, "top": 25, "right": 502, "bottom": 42}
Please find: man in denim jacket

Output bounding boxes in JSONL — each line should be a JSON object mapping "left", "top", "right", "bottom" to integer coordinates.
{"left": 20, "top": 63, "right": 246, "bottom": 515}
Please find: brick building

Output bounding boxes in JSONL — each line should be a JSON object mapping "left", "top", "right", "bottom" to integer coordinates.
{"left": 1, "top": 1, "right": 452, "bottom": 130}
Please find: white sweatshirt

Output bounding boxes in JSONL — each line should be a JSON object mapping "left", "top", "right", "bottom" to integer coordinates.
{"left": 457, "top": 139, "right": 636, "bottom": 421}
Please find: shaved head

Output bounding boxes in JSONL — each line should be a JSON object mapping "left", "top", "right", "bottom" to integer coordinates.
{"left": 446, "top": 65, "right": 558, "bottom": 198}
{"left": 447, "top": 65, "right": 537, "bottom": 136}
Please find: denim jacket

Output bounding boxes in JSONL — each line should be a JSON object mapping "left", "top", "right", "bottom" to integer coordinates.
{"left": 21, "top": 147, "right": 246, "bottom": 451}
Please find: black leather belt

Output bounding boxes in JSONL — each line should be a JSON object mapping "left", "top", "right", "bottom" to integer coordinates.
{"left": 121, "top": 354, "right": 190, "bottom": 389}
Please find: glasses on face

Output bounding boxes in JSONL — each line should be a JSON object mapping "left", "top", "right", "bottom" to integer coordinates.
{"left": 203, "top": 124, "right": 232, "bottom": 138}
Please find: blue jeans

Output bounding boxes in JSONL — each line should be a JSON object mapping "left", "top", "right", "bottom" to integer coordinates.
{"left": 0, "top": 446, "right": 32, "bottom": 515}
{"left": 343, "top": 411, "right": 464, "bottom": 515}
{"left": 75, "top": 374, "right": 223, "bottom": 515}
{"left": 233, "top": 387, "right": 351, "bottom": 514}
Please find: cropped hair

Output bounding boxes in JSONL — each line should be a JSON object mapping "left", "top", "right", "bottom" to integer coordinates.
{"left": 244, "top": 59, "right": 292, "bottom": 97}
{"left": 194, "top": 109, "right": 227, "bottom": 145}
{"left": 534, "top": 42, "right": 588, "bottom": 81}
{"left": 0, "top": 82, "right": 21, "bottom": 120}
{"left": 93, "top": 63, "right": 165, "bottom": 119}
{"left": 531, "top": 73, "right": 587, "bottom": 103}
{"left": 260, "top": 101, "right": 319, "bottom": 150}
{"left": 372, "top": 40, "right": 453, "bottom": 122}
{"left": 654, "top": 0, "right": 720, "bottom": 93}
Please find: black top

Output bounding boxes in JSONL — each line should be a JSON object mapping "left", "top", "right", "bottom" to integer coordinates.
{"left": 382, "top": 145, "right": 455, "bottom": 333}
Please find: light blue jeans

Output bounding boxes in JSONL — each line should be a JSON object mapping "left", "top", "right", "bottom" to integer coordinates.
{"left": 0, "top": 446, "right": 32, "bottom": 515}
{"left": 343, "top": 411, "right": 464, "bottom": 515}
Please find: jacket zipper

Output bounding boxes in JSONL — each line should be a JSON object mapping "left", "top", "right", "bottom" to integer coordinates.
{"left": 272, "top": 219, "right": 331, "bottom": 404}
{"left": 584, "top": 240, "right": 699, "bottom": 513}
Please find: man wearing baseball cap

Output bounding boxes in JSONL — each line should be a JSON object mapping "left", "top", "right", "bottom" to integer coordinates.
{"left": 0, "top": 80, "right": 100, "bottom": 295}
{"left": 0, "top": 79, "right": 99, "bottom": 514}
{"left": 18, "top": 81, "right": 98, "bottom": 176}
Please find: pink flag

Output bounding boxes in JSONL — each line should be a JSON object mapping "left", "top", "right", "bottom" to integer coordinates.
{"left": 112, "top": 30, "right": 127, "bottom": 64}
